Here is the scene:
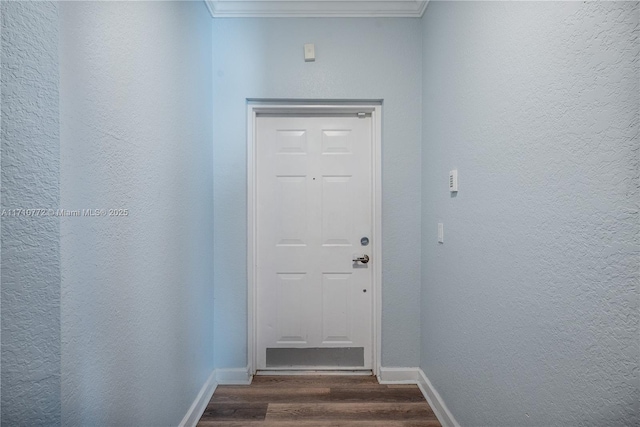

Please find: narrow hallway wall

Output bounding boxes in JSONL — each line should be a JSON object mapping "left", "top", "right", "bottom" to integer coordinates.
{"left": 1, "top": 2, "right": 61, "bottom": 424}
{"left": 2, "top": 2, "right": 215, "bottom": 425}
{"left": 59, "top": 2, "right": 214, "bottom": 425}
{"left": 421, "top": 2, "right": 638, "bottom": 425}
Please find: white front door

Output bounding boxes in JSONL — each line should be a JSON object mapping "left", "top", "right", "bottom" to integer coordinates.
{"left": 256, "top": 114, "right": 373, "bottom": 370}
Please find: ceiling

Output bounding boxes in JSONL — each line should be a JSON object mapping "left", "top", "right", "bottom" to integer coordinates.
{"left": 205, "top": 1, "right": 429, "bottom": 18}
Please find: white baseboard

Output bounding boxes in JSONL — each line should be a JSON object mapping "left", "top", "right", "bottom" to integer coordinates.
{"left": 377, "top": 366, "right": 420, "bottom": 383}
{"left": 256, "top": 370, "right": 372, "bottom": 376}
{"left": 416, "top": 368, "right": 459, "bottom": 427}
{"left": 377, "top": 367, "right": 459, "bottom": 427}
{"left": 179, "top": 369, "right": 217, "bottom": 427}
{"left": 216, "top": 366, "right": 253, "bottom": 385}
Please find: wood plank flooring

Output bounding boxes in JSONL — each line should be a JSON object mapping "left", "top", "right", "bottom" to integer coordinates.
{"left": 197, "top": 375, "right": 441, "bottom": 427}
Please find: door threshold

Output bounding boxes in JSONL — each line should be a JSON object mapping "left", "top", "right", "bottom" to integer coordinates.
{"left": 255, "top": 369, "right": 373, "bottom": 376}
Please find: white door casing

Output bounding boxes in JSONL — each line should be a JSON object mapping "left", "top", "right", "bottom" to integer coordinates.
{"left": 247, "top": 102, "right": 382, "bottom": 375}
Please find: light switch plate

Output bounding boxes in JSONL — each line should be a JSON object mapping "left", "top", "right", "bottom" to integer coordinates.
{"left": 438, "top": 223, "right": 444, "bottom": 243}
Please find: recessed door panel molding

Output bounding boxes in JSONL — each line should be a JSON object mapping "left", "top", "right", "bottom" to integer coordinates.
{"left": 275, "top": 176, "right": 307, "bottom": 246}
{"left": 322, "top": 273, "right": 353, "bottom": 344}
{"left": 322, "top": 130, "right": 352, "bottom": 154}
{"left": 276, "top": 273, "right": 308, "bottom": 344}
{"left": 277, "top": 129, "right": 307, "bottom": 154}
{"left": 321, "top": 176, "right": 354, "bottom": 247}
{"left": 249, "top": 102, "right": 382, "bottom": 375}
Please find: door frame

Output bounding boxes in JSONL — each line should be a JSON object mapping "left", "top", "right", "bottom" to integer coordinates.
{"left": 247, "top": 100, "right": 382, "bottom": 376}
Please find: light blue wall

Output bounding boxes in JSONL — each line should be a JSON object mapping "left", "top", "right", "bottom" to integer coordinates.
{"left": 421, "top": 2, "right": 639, "bottom": 426}
{"left": 1, "top": 2, "right": 61, "bottom": 425}
{"left": 58, "top": 1, "right": 214, "bottom": 425}
{"left": 212, "top": 18, "right": 423, "bottom": 368}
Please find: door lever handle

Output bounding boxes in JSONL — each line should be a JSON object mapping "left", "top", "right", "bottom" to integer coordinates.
{"left": 353, "top": 254, "right": 370, "bottom": 264}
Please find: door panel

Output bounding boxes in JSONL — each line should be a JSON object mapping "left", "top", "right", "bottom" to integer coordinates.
{"left": 275, "top": 176, "right": 307, "bottom": 246}
{"left": 256, "top": 115, "right": 372, "bottom": 370}
{"left": 321, "top": 273, "right": 353, "bottom": 343}
{"left": 276, "top": 273, "right": 307, "bottom": 344}
{"left": 321, "top": 176, "right": 354, "bottom": 246}
{"left": 322, "top": 130, "right": 352, "bottom": 153}
{"left": 277, "top": 129, "right": 307, "bottom": 154}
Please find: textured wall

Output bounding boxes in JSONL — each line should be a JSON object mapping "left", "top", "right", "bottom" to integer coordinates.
{"left": 212, "top": 18, "right": 423, "bottom": 368}
{"left": 59, "top": 2, "right": 214, "bottom": 425}
{"left": 1, "top": 2, "right": 61, "bottom": 425}
{"left": 420, "top": 2, "right": 639, "bottom": 426}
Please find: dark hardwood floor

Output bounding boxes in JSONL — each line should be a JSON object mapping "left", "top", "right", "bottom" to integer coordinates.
{"left": 197, "top": 375, "right": 442, "bottom": 426}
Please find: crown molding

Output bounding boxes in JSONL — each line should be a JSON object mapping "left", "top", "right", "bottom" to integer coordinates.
{"left": 205, "top": 1, "right": 429, "bottom": 18}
